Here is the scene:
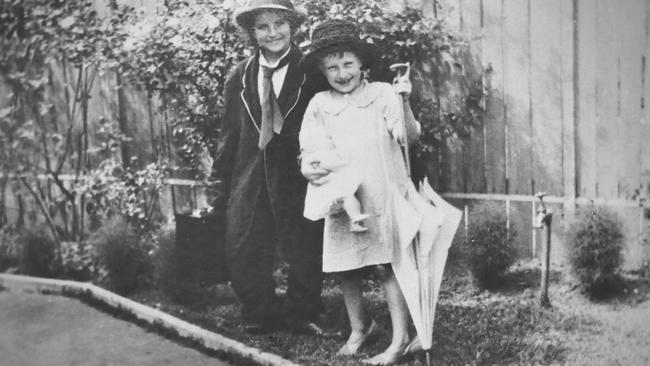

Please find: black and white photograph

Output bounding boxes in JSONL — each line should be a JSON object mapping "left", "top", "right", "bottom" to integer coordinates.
{"left": 0, "top": 0, "right": 649, "bottom": 365}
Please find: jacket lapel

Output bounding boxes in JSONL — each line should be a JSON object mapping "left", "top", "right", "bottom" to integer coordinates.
{"left": 240, "top": 55, "right": 261, "bottom": 131}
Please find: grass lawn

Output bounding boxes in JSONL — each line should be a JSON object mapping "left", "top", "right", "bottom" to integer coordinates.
{"left": 129, "top": 258, "right": 650, "bottom": 366}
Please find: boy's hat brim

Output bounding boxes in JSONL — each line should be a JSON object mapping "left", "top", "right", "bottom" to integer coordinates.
{"left": 233, "top": 0, "right": 307, "bottom": 28}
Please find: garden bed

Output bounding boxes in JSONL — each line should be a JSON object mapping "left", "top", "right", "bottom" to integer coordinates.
{"left": 126, "top": 260, "right": 650, "bottom": 366}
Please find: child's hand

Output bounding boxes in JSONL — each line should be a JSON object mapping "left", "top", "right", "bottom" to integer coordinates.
{"left": 393, "top": 76, "right": 412, "bottom": 97}
{"left": 301, "top": 155, "right": 331, "bottom": 186}
{"left": 391, "top": 120, "right": 406, "bottom": 145}
{"left": 391, "top": 63, "right": 412, "bottom": 97}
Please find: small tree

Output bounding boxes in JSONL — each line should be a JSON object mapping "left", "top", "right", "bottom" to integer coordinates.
{"left": 566, "top": 206, "right": 624, "bottom": 299}
{"left": 466, "top": 201, "right": 517, "bottom": 289}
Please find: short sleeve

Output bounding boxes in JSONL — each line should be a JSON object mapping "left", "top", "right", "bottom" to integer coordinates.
{"left": 381, "top": 85, "right": 404, "bottom": 137}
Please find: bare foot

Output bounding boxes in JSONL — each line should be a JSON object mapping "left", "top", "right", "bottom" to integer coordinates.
{"left": 362, "top": 339, "right": 411, "bottom": 365}
{"left": 337, "top": 320, "right": 377, "bottom": 356}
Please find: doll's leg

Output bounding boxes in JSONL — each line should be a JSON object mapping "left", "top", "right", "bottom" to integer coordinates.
{"left": 337, "top": 269, "right": 377, "bottom": 356}
{"left": 342, "top": 195, "right": 369, "bottom": 232}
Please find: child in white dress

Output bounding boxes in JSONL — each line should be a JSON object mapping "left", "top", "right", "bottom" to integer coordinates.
{"left": 299, "top": 19, "right": 421, "bottom": 366}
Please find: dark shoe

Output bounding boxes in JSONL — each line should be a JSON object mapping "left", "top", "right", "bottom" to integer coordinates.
{"left": 241, "top": 321, "right": 272, "bottom": 334}
{"left": 241, "top": 317, "right": 282, "bottom": 335}
{"left": 283, "top": 317, "right": 342, "bottom": 338}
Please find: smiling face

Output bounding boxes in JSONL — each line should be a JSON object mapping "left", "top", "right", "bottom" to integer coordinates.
{"left": 319, "top": 51, "right": 364, "bottom": 94}
{"left": 251, "top": 11, "right": 293, "bottom": 62}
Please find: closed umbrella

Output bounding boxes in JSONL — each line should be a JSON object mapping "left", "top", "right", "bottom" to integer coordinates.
{"left": 389, "top": 63, "right": 463, "bottom": 365}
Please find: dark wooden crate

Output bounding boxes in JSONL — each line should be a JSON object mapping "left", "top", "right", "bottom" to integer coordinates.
{"left": 174, "top": 212, "right": 229, "bottom": 285}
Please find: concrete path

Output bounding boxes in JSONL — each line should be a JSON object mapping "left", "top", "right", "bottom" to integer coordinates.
{"left": 0, "top": 290, "right": 231, "bottom": 366}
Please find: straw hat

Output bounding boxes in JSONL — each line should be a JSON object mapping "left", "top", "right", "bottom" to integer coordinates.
{"left": 233, "top": 0, "right": 307, "bottom": 29}
{"left": 301, "top": 19, "right": 378, "bottom": 69}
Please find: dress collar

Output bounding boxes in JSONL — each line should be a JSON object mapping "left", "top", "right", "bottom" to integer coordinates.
{"left": 321, "top": 80, "right": 381, "bottom": 115}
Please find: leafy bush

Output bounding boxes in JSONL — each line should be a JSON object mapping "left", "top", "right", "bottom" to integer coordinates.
{"left": 0, "top": 229, "right": 19, "bottom": 272}
{"left": 566, "top": 207, "right": 624, "bottom": 299}
{"left": 89, "top": 216, "right": 151, "bottom": 294}
{"left": 465, "top": 201, "right": 517, "bottom": 289}
{"left": 153, "top": 226, "right": 202, "bottom": 304}
{"left": 17, "top": 226, "right": 60, "bottom": 278}
{"left": 59, "top": 241, "right": 95, "bottom": 281}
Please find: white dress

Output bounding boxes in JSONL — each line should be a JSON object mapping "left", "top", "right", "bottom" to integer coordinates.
{"left": 299, "top": 81, "right": 411, "bottom": 272}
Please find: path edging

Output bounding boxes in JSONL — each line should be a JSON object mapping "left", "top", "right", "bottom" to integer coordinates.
{"left": 0, "top": 273, "right": 301, "bottom": 366}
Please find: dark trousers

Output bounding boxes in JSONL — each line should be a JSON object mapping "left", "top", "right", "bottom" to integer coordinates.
{"left": 228, "top": 186, "right": 323, "bottom": 324}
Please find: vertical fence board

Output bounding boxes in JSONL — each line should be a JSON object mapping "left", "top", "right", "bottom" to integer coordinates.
{"left": 436, "top": 0, "right": 465, "bottom": 193}
{"left": 503, "top": 0, "right": 532, "bottom": 195}
{"left": 644, "top": 0, "right": 650, "bottom": 188}
{"left": 459, "top": 0, "right": 486, "bottom": 193}
{"left": 481, "top": 0, "right": 507, "bottom": 193}
{"left": 594, "top": 0, "right": 620, "bottom": 199}
{"left": 618, "top": 0, "right": 645, "bottom": 200}
{"left": 530, "top": 0, "right": 563, "bottom": 197}
{"left": 576, "top": 0, "right": 597, "bottom": 199}
{"left": 641, "top": 0, "right": 650, "bottom": 269}
{"left": 510, "top": 201, "right": 533, "bottom": 259}
{"left": 561, "top": 0, "right": 576, "bottom": 206}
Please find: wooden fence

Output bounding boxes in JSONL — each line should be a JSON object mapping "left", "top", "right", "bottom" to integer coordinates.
{"left": 2, "top": 0, "right": 649, "bottom": 268}
{"left": 427, "top": 0, "right": 650, "bottom": 268}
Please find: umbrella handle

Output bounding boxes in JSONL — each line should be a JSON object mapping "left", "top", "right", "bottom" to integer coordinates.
{"left": 390, "top": 62, "right": 412, "bottom": 177}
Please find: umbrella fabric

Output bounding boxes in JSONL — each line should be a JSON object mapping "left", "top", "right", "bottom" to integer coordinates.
{"left": 390, "top": 177, "right": 462, "bottom": 350}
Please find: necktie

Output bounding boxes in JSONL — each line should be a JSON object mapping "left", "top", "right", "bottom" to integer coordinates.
{"left": 258, "top": 56, "right": 290, "bottom": 150}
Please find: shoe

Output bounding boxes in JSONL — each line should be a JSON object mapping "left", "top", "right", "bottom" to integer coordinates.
{"left": 283, "top": 317, "right": 342, "bottom": 338}
{"left": 349, "top": 221, "right": 369, "bottom": 232}
{"left": 350, "top": 213, "right": 370, "bottom": 223}
{"left": 337, "top": 320, "right": 378, "bottom": 356}
{"left": 241, "top": 320, "right": 275, "bottom": 334}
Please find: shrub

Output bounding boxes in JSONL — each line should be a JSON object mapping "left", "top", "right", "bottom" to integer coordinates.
{"left": 153, "top": 226, "right": 202, "bottom": 304}
{"left": 17, "top": 226, "right": 60, "bottom": 278}
{"left": 566, "top": 207, "right": 624, "bottom": 299}
{"left": 465, "top": 201, "right": 517, "bottom": 289}
{"left": 59, "top": 241, "right": 96, "bottom": 281}
{"left": 0, "top": 229, "right": 19, "bottom": 272}
{"left": 89, "top": 216, "right": 151, "bottom": 294}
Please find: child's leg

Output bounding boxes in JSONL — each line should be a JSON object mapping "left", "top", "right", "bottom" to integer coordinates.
{"left": 338, "top": 269, "right": 374, "bottom": 355}
{"left": 363, "top": 264, "right": 411, "bottom": 365}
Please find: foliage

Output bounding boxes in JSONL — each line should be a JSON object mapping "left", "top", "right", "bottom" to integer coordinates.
{"left": 566, "top": 206, "right": 624, "bottom": 299}
{"left": 465, "top": 201, "right": 517, "bottom": 289}
{"left": 88, "top": 216, "right": 152, "bottom": 294}
{"left": 0, "top": 0, "right": 136, "bottom": 242}
{"left": 16, "top": 225, "right": 60, "bottom": 277}
{"left": 59, "top": 240, "right": 95, "bottom": 281}
{"left": 81, "top": 159, "right": 168, "bottom": 234}
{"left": 153, "top": 226, "right": 203, "bottom": 304}
{"left": 123, "top": 0, "right": 246, "bottom": 178}
{"left": 0, "top": 228, "right": 19, "bottom": 272}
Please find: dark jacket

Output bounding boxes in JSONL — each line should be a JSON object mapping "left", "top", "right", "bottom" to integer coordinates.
{"left": 211, "top": 47, "right": 324, "bottom": 256}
